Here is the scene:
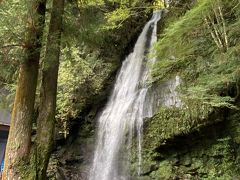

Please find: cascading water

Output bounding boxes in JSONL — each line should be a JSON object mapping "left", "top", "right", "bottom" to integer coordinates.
{"left": 89, "top": 11, "right": 162, "bottom": 180}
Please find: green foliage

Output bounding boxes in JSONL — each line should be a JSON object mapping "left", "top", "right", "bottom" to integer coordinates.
{"left": 62, "top": 0, "right": 151, "bottom": 61}
{"left": 0, "top": 84, "right": 15, "bottom": 110}
{"left": 102, "top": 5, "right": 131, "bottom": 30}
{"left": 150, "top": 160, "right": 172, "bottom": 179}
{"left": 144, "top": 105, "right": 210, "bottom": 151}
{"left": 96, "top": 0, "right": 161, "bottom": 30}
{"left": 57, "top": 44, "right": 115, "bottom": 135}
{"left": 152, "top": 0, "right": 240, "bottom": 112}
{"left": 62, "top": 2, "right": 106, "bottom": 50}
{"left": 0, "top": 0, "right": 29, "bottom": 110}
{"left": 153, "top": 0, "right": 165, "bottom": 9}
{"left": 140, "top": 109, "right": 240, "bottom": 179}
{"left": 138, "top": 2, "right": 240, "bottom": 178}
{"left": 0, "top": 0, "right": 26, "bottom": 83}
{"left": 100, "top": 0, "right": 164, "bottom": 30}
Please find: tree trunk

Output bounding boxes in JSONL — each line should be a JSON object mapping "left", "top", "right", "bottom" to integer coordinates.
{"left": 2, "top": 1, "right": 46, "bottom": 179}
{"left": 36, "top": 0, "right": 65, "bottom": 179}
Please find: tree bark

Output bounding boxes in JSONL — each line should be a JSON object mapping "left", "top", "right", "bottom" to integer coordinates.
{"left": 36, "top": 0, "right": 65, "bottom": 179}
{"left": 2, "top": 1, "right": 46, "bottom": 179}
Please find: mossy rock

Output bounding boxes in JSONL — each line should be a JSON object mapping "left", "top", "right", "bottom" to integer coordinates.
{"left": 150, "top": 160, "right": 172, "bottom": 179}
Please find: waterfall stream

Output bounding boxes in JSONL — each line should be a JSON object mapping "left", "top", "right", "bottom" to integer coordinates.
{"left": 89, "top": 11, "right": 162, "bottom": 180}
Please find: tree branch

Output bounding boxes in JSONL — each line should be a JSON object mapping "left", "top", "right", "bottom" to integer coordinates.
{"left": 218, "top": 5, "right": 228, "bottom": 51}
{"left": 0, "top": 44, "right": 23, "bottom": 49}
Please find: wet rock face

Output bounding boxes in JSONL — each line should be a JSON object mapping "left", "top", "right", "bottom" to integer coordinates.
{"left": 138, "top": 110, "right": 240, "bottom": 179}
{"left": 48, "top": 117, "right": 96, "bottom": 180}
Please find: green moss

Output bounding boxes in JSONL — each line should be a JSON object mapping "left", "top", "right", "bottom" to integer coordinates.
{"left": 136, "top": 1, "right": 240, "bottom": 177}
{"left": 143, "top": 106, "right": 211, "bottom": 152}
{"left": 150, "top": 160, "right": 172, "bottom": 179}
{"left": 137, "top": 110, "right": 240, "bottom": 179}
{"left": 152, "top": 0, "right": 240, "bottom": 112}
{"left": 16, "top": 155, "right": 36, "bottom": 180}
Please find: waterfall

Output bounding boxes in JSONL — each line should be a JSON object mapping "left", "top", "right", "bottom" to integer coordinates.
{"left": 89, "top": 11, "right": 162, "bottom": 180}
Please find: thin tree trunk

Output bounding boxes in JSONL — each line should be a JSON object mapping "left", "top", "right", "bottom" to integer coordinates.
{"left": 36, "top": 0, "right": 65, "bottom": 179}
{"left": 218, "top": 5, "right": 228, "bottom": 51}
{"left": 204, "top": 17, "right": 222, "bottom": 50}
{"left": 2, "top": 1, "right": 46, "bottom": 179}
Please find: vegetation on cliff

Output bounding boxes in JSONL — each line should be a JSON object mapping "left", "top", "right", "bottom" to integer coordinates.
{"left": 136, "top": 0, "right": 240, "bottom": 179}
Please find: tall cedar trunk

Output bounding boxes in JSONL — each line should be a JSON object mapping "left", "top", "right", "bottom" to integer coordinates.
{"left": 2, "top": 1, "right": 46, "bottom": 179}
{"left": 36, "top": 0, "right": 65, "bottom": 179}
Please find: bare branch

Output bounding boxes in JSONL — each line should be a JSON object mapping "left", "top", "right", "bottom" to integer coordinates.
{"left": 218, "top": 5, "right": 229, "bottom": 50}
{"left": 204, "top": 17, "right": 221, "bottom": 50}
